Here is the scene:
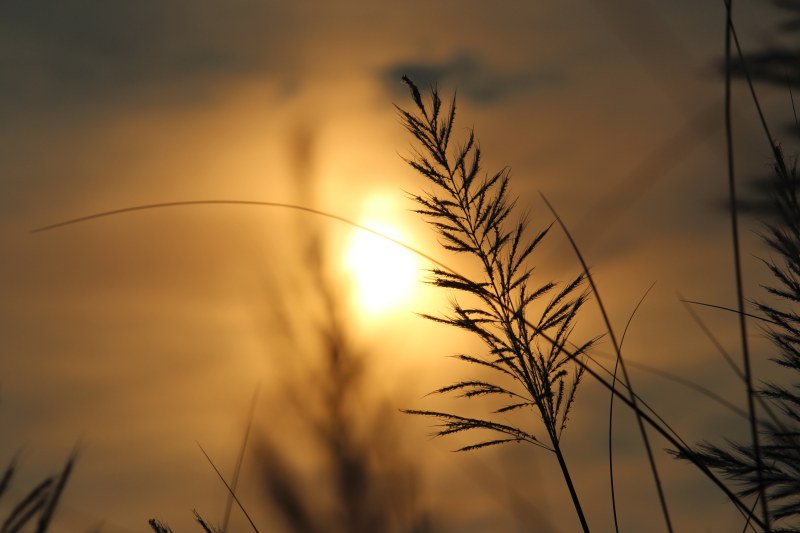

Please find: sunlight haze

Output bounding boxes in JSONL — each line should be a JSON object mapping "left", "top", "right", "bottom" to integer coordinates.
{"left": 344, "top": 219, "right": 420, "bottom": 315}
{"left": 0, "top": 1, "right": 795, "bottom": 532}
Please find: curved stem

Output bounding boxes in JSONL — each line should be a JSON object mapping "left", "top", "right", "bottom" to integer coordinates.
{"left": 33, "top": 197, "right": 765, "bottom": 529}
{"left": 540, "top": 193, "right": 674, "bottom": 533}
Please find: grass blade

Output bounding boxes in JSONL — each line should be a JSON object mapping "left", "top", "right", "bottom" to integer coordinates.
{"left": 197, "top": 443, "right": 259, "bottom": 533}
{"left": 540, "top": 192, "right": 673, "bottom": 533}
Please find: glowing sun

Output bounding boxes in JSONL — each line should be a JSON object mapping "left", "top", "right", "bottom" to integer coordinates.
{"left": 344, "top": 220, "right": 419, "bottom": 315}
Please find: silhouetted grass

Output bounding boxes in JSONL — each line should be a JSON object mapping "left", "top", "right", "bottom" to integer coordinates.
{"left": 19, "top": 5, "right": 800, "bottom": 532}
{"left": 0, "top": 451, "right": 76, "bottom": 533}
{"left": 397, "top": 74, "right": 595, "bottom": 531}
{"left": 397, "top": 4, "right": 800, "bottom": 531}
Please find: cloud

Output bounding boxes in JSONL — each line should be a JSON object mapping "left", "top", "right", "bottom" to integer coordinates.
{"left": 381, "top": 52, "right": 566, "bottom": 105}
{"left": 0, "top": 1, "right": 294, "bottom": 114}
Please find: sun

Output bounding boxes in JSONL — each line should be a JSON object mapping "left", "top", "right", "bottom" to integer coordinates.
{"left": 343, "top": 217, "right": 420, "bottom": 316}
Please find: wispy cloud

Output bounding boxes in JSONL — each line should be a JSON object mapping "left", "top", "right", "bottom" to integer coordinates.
{"left": 381, "top": 52, "right": 566, "bottom": 105}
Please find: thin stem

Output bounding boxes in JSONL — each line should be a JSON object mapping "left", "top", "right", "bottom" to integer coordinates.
{"left": 609, "top": 283, "right": 656, "bottom": 533}
{"left": 680, "top": 296, "right": 789, "bottom": 433}
{"left": 197, "top": 443, "right": 259, "bottom": 533}
{"left": 723, "top": 1, "right": 770, "bottom": 529}
{"left": 550, "top": 433, "right": 590, "bottom": 533}
{"left": 541, "top": 193, "right": 674, "bottom": 533}
{"left": 222, "top": 385, "right": 260, "bottom": 533}
{"left": 608, "top": 352, "right": 621, "bottom": 533}
{"left": 787, "top": 74, "right": 799, "bottom": 132}
{"left": 726, "top": 10, "right": 784, "bottom": 171}
{"left": 33, "top": 198, "right": 764, "bottom": 528}
{"left": 680, "top": 299, "right": 775, "bottom": 325}
{"left": 31, "top": 200, "right": 424, "bottom": 260}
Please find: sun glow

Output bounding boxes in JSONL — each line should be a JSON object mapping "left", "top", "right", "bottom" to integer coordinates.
{"left": 343, "top": 215, "right": 420, "bottom": 316}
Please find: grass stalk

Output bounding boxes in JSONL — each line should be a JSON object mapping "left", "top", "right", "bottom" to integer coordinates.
{"left": 32, "top": 188, "right": 764, "bottom": 529}
{"left": 32, "top": 139, "right": 787, "bottom": 530}
{"left": 551, "top": 438, "right": 589, "bottom": 531}
{"left": 197, "top": 443, "right": 259, "bottom": 533}
{"left": 540, "top": 194, "right": 674, "bottom": 533}
{"left": 221, "top": 385, "right": 260, "bottom": 533}
{"left": 723, "top": 1, "right": 770, "bottom": 529}
{"left": 396, "top": 75, "right": 594, "bottom": 531}
{"left": 608, "top": 283, "right": 656, "bottom": 533}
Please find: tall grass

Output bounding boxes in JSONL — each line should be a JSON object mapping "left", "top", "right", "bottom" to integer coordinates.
{"left": 145, "top": 128, "right": 432, "bottom": 533}
{"left": 397, "top": 5, "right": 800, "bottom": 532}
{"left": 18, "top": 5, "right": 800, "bottom": 531}
{"left": 396, "top": 75, "right": 594, "bottom": 531}
{"left": 678, "top": 143, "right": 800, "bottom": 523}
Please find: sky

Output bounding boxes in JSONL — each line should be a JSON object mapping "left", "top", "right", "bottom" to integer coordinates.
{"left": 0, "top": 1, "right": 797, "bottom": 531}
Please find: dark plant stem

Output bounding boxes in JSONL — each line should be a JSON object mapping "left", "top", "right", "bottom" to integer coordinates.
{"left": 608, "top": 353, "right": 621, "bottom": 533}
{"left": 723, "top": 1, "right": 770, "bottom": 529}
{"left": 197, "top": 443, "right": 259, "bottom": 533}
{"left": 549, "top": 433, "right": 590, "bottom": 533}
{"left": 553, "top": 336, "right": 763, "bottom": 527}
{"left": 35, "top": 197, "right": 766, "bottom": 529}
{"left": 222, "top": 385, "right": 260, "bottom": 533}
{"left": 609, "top": 284, "right": 656, "bottom": 533}
{"left": 541, "top": 194, "right": 674, "bottom": 533}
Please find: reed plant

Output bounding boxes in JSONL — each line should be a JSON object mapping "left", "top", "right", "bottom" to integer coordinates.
{"left": 673, "top": 3, "right": 800, "bottom": 531}
{"left": 21, "top": 4, "right": 800, "bottom": 531}
{"left": 676, "top": 145, "right": 800, "bottom": 532}
{"left": 397, "top": 2, "right": 800, "bottom": 530}
{"left": 397, "top": 75, "right": 595, "bottom": 531}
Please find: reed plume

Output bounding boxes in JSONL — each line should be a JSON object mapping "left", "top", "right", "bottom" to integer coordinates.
{"left": 398, "top": 76, "right": 595, "bottom": 531}
{"left": 675, "top": 147, "right": 800, "bottom": 532}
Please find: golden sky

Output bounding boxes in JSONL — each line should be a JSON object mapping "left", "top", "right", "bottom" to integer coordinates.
{"left": 0, "top": 1, "right": 796, "bottom": 531}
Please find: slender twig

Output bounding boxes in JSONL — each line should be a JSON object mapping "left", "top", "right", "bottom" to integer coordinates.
{"left": 2, "top": 477, "right": 51, "bottom": 533}
{"left": 0, "top": 456, "right": 17, "bottom": 501}
{"left": 741, "top": 493, "right": 761, "bottom": 533}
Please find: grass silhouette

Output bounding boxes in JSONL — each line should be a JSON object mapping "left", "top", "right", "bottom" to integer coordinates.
{"left": 13, "top": 4, "right": 800, "bottom": 531}
{"left": 0, "top": 450, "right": 75, "bottom": 533}
{"left": 396, "top": 74, "right": 595, "bottom": 530}
{"left": 396, "top": 3, "right": 800, "bottom": 531}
